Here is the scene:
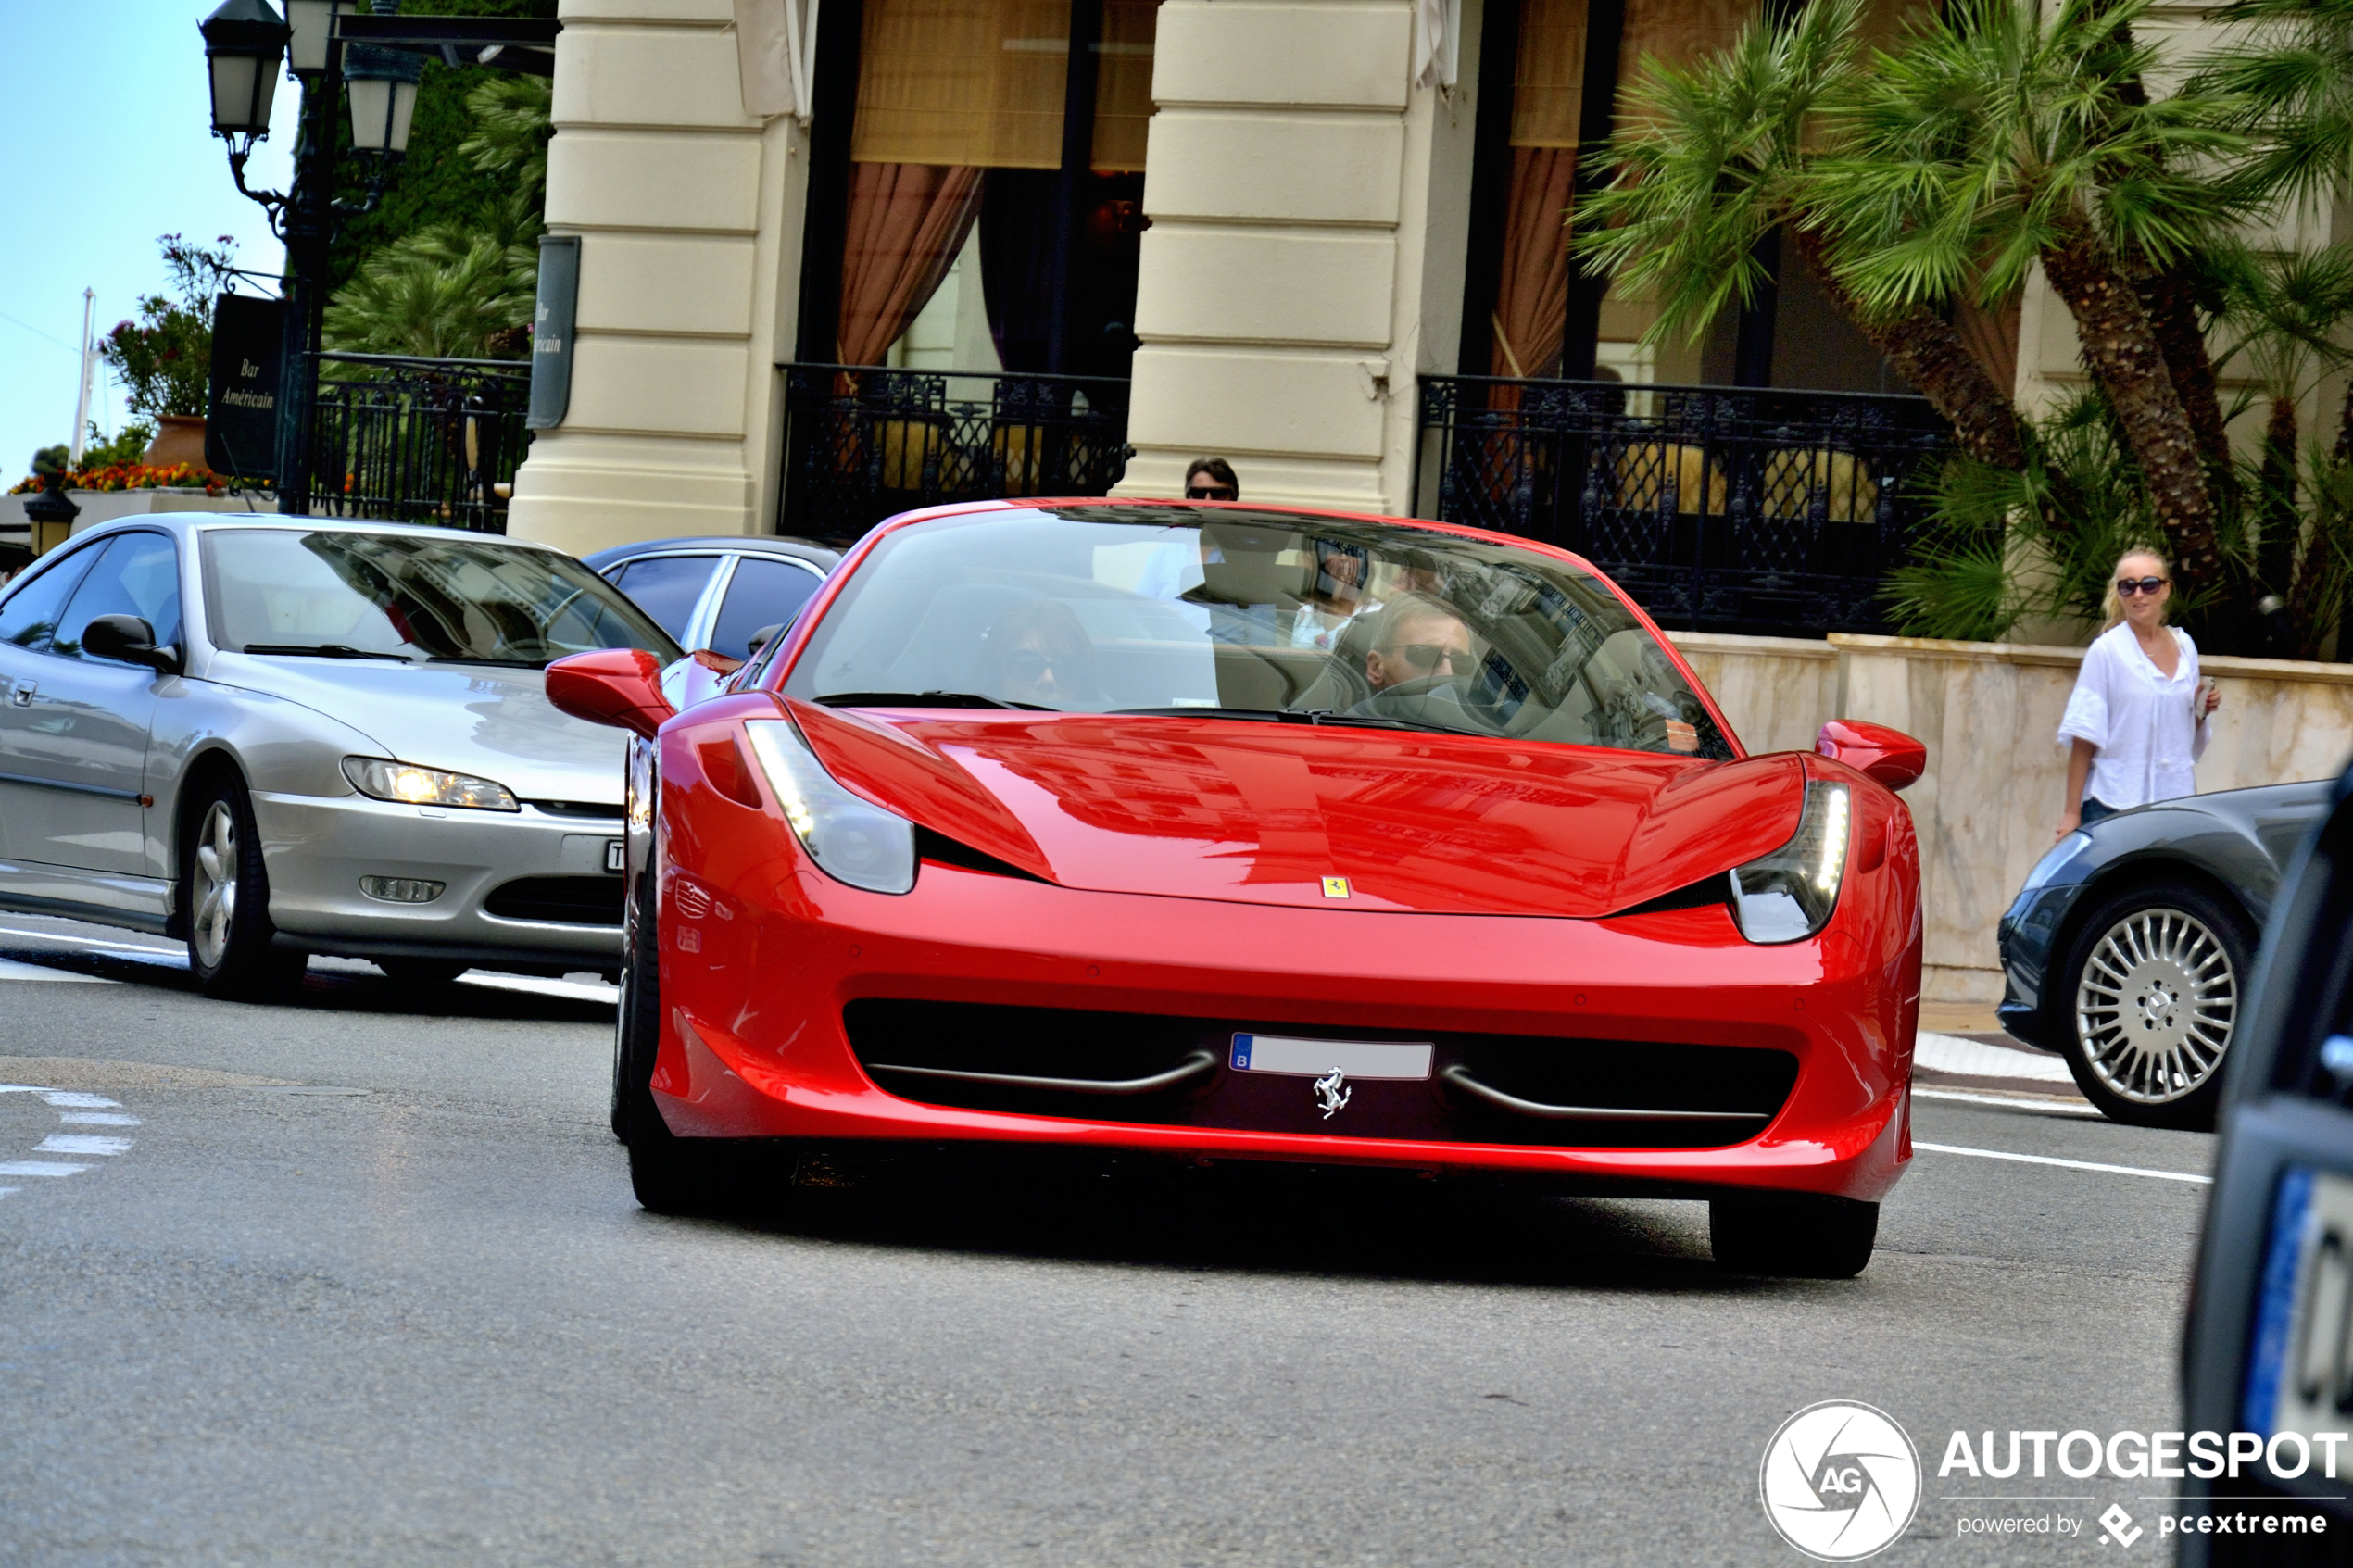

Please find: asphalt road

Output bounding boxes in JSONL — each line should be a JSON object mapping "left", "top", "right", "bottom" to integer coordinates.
{"left": 0, "top": 915, "right": 2217, "bottom": 1566}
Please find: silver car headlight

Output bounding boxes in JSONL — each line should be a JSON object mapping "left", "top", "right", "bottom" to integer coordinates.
{"left": 741, "top": 719, "right": 916, "bottom": 895}
{"left": 341, "top": 756, "right": 520, "bottom": 811}
{"left": 1730, "top": 781, "right": 1852, "bottom": 944}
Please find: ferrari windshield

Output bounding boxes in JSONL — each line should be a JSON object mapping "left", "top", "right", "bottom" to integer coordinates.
{"left": 783, "top": 507, "right": 1733, "bottom": 759}
{"left": 202, "top": 529, "right": 681, "bottom": 668}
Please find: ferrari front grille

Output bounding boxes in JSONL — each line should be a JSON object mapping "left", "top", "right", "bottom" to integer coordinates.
{"left": 843, "top": 1000, "right": 1798, "bottom": 1149}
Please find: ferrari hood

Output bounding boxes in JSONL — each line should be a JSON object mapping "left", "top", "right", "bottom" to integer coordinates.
{"left": 208, "top": 656, "right": 630, "bottom": 806}
{"left": 789, "top": 701, "right": 1805, "bottom": 918}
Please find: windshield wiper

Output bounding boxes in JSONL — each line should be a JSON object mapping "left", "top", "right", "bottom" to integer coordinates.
{"left": 1111, "top": 706, "right": 1316, "bottom": 723}
{"left": 1111, "top": 705, "right": 1490, "bottom": 739}
{"left": 814, "top": 691, "right": 1059, "bottom": 711}
{"left": 426, "top": 655, "right": 547, "bottom": 668}
{"left": 240, "top": 643, "right": 413, "bottom": 662}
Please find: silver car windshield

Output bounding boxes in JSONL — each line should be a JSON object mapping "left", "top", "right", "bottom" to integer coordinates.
{"left": 202, "top": 530, "right": 681, "bottom": 669}
{"left": 783, "top": 508, "right": 1733, "bottom": 759}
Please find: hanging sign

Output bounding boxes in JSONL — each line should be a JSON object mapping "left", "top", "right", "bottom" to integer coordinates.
{"left": 528, "top": 235, "right": 581, "bottom": 431}
{"left": 205, "top": 293, "right": 284, "bottom": 480}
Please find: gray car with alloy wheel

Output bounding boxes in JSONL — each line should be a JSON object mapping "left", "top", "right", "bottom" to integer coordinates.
{"left": 0, "top": 515, "right": 679, "bottom": 998}
{"left": 1997, "top": 778, "right": 2333, "bottom": 1128}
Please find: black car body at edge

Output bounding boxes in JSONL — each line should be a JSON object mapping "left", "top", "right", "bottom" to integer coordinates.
{"left": 2182, "top": 766, "right": 2353, "bottom": 1564}
{"left": 1999, "top": 782, "right": 2333, "bottom": 1048}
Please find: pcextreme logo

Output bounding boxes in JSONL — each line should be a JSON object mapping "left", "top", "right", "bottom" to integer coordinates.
{"left": 1760, "top": 1401, "right": 1924, "bottom": 1561}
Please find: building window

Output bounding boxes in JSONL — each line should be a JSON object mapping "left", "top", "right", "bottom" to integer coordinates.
{"left": 801, "top": 0, "right": 1158, "bottom": 380}
{"left": 1463, "top": 0, "right": 1949, "bottom": 395}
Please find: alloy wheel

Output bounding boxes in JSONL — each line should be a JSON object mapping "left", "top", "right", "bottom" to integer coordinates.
{"left": 2073, "top": 906, "right": 2237, "bottom": 1105}
{"left": 191, "top": 800, "right": 238, "bottom": 971}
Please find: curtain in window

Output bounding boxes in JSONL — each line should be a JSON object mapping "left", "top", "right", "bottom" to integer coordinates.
{"left": 837, "top": 162, "right": 986, "bottom": 365}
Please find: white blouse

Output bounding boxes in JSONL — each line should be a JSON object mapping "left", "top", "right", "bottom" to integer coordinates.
{"left": 2056, "top": 621, "right": 2209, "bottom": 808}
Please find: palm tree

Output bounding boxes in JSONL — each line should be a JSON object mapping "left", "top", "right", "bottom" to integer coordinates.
{"left": 1809, "top": 0, "right": 2251, "bottom": 600}
{"left": 2196, "top": 0, "right": 2353, "bottom": 458}
{"left": 1576, "top": 0, "right": 2029, "bottom": 468}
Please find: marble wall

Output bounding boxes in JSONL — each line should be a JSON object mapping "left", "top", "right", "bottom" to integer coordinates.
{"left": 1666, "top": 631, "right": 2353, "bottom": 1003}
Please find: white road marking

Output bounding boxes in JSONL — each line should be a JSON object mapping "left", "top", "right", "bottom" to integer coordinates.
{"left": 1914, "top": 1086, "right": 2100, "bottom": 1117}
{"left": 460, "top": 972, "right": 619, "bottom": 1003}
{"left": 35, "top": 1135, "right": 132, "bottom": 1157}
{"left": 0, "top": 957, "right": 114, "bottom": 983}
{"left": 1914, "top": 1140, "right": 2212, "bottom": 1185}
{"left": 1915, "top": 1031, "right": 2076, "bottom": 1083}
{"left": 35, "top": 1092, "right": 120, "bottom": 1110}
{"left": 0, "top": 1187, "right": 17, "bottom": 1199}
{"left": 0, "top": 925, "right": 181, "bottom": 957}
{"left": 57, "top": 1112, "right": 140, "bottom": 1126}
{"left": 0, "top": 1161, "right": 92, "bottom": 1177}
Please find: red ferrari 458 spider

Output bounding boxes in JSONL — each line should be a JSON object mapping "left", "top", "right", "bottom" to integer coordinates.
{"left": 549, "top": 501, "right": 1924, "bottom": 1276}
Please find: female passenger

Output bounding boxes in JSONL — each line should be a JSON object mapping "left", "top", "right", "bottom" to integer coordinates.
{"left": 2056, "top": 548, "right": 2223, "bottom": 838}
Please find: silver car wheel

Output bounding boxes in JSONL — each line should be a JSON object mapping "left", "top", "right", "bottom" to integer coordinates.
{"left": 191, "top": 800, "right": 239, "bottom": 970}
{"left": 2072, "top": 906, "right": 2237, "bottom": 1105}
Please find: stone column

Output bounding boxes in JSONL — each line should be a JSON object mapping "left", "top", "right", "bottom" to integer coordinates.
{"left": 508, "top": 0, "right": 807, "bottom": 555}
{"left": 1114, "top": 0, "right": 1480, "bottom": 514}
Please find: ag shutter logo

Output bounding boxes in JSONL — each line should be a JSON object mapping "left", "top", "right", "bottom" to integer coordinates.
{"left": 1760, "top": 1401, "right": 1923, "bottom": 1561}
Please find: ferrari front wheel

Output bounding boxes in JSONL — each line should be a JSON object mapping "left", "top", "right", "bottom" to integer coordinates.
{"left": 1710, "top": 1192, "right": 1878, "bottom": 1278}
{"left": 612, "top": 777, "right": 793, "bottom": 1217}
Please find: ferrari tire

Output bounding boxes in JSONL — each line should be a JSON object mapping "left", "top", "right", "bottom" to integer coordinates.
{"left": 2057, "top": 881, "right": 2249, "bottom": 1132}
{"left": 182, "top": 771, "right": 306, "bottom": 1002}
{"left": 1710, "top": 1193, "right": 1878, "bottom": 1278}
{"left": 611, "top": 780, "right": 793, "bottom": 1216}
{"left": 376, "top": 957, "right": 470, "bottom": 987}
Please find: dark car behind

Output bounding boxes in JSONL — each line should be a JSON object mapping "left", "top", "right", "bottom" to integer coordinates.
{"left": 1998, "top": 781, "right": 2331, "bottom": 1127}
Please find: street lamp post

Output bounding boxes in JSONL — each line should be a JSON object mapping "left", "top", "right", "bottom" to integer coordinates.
{"left": 202, "top": 2, "right": 558, "bottom": 517}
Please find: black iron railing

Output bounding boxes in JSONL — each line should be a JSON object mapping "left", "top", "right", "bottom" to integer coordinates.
{"left": 779, "top": 363, "right": 1132, "bottom": 543}
{"left": 307, "top": 352, "right": 532, "bottom": 533}
{"left": 1417, "top": 375, "right": 1952, "bottom": 635}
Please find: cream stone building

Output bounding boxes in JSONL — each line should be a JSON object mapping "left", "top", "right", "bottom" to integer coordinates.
{"left": 509, "top": 0, "right": 1977, "bottom": 559}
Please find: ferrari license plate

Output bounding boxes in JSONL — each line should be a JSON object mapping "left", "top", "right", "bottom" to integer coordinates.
{"left": 604, "top": 839, "right": 624, "bottom": 872}
{"left": 1229, "top": 1035, "right": 1432, "bottom": 1080}
{"left": 2246, "top": 1165, "right": 2353, "bottom": 1436}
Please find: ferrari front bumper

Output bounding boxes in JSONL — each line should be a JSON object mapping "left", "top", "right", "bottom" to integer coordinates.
{"left": 650, "top": 855, "right": 1917, "bottom": 1204}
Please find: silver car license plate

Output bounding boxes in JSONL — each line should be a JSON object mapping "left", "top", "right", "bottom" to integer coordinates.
{"left": 604, "top": 839, "right": 624, "bottom": 873}
{"left": 1229, "top": 1034, "right": 1432, "bottom": 1080}
{"left": 2246, "top": 1165, "right": 2353, "bottom": 1436}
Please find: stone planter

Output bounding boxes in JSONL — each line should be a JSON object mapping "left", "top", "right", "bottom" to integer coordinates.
{"left": 144, "top": 415, "right": 208, "bottom": 470}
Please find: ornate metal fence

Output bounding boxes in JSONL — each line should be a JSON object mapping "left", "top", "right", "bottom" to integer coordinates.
{"left": 779, "top": 363, "right": 1133, "bottom": 542}
{"left": 307, "top": 352, "right": 533, "bottom": 533}
{"left": 1417, "top": 375, "right": 1953, "bottom": 635}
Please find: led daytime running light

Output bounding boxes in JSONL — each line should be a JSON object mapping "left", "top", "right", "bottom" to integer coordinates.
{"left": 1730, "top": 781, "right": 1853, "bottom": 945}
{"left": 740, "top": 720, "right": 917, "bottom": 895}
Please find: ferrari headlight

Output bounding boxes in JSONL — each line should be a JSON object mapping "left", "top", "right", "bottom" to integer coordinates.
{"left": 342, "top": 756, "right": 519, "bottom": 811}
{"left": 1730, "top": 781, "right": 1851, "bottom": 944}
{"left": 741, "top": 719, "right": 916, "bottom": 895}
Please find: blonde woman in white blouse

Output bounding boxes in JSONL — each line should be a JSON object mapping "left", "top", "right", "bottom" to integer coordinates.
{"left": 2056, "top": 548, "right": 2222, "bottom": 839}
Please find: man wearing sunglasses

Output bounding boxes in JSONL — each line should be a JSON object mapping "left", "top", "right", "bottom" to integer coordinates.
{"left": 1365, "top": 596, "right": 1477, "bottom": 695}
{"left": 1183, "top": 457, "right": 1239, "bottom": 502}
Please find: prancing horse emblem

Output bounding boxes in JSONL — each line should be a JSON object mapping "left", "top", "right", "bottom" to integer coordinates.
{"left": 1314, "top": 1067, "right": 1352, "bottom": 1120}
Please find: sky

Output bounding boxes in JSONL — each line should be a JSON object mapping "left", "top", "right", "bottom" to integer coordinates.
{"left": 0, "top": 0, "right": 299, "bottom": 478}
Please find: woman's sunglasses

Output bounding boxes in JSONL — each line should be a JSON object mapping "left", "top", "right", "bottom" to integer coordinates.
{"left": 2115, "top": 576, "right": 2170, "bottom": 596}
{"left": 1186, "top": 485, "right": 1236, "bottom": 501}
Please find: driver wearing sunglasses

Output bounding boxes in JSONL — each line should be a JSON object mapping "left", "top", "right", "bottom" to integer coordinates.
{"left": 1365, "top": 597, "right": 1477, "bottom": 695}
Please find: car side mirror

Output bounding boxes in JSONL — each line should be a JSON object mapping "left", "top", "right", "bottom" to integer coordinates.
{"left": 748, "top": 622, "right": 784, "bottom": 659}
{"left": 546, "top": 647, "right": 675, "bottom": 738}
{"left": 1816, "top": 719, "right": 1926, "bottom": 792}
{"left": 82, "top": 613, "right": 182, "bottom": 674}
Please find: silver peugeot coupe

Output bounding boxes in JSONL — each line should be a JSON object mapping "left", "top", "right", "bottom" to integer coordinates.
{"left": 0, "top": 515, "right": 681, "bottom": 998}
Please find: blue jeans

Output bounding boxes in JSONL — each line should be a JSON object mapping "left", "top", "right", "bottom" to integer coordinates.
{"left": 2079, "top": 795, "right": 2118, "bottom": 826}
